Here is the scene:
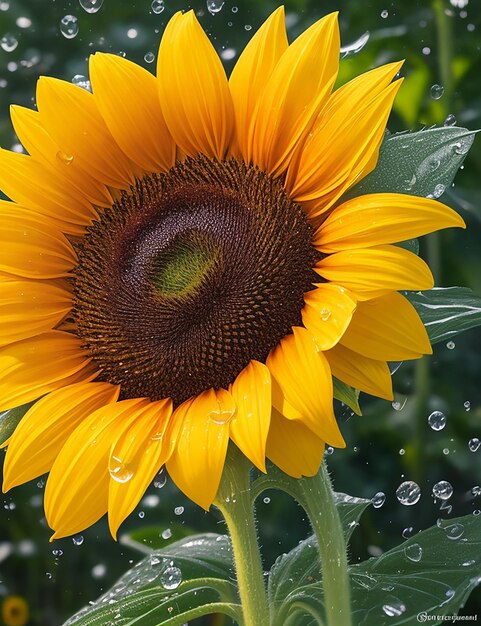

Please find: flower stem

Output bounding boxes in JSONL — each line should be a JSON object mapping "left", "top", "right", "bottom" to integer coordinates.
{"left": 253, "top": 462, "right": 352, "bottom": 626}
{"left": 214, "top": 446, "right": 270, "bottom": 626}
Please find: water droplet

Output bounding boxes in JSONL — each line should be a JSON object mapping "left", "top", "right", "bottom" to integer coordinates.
{"left": 402, "top": 526, "right": 414, "bottom": 539}
{"left": 392, "top": 396, "right": 407, "bottom": 411}
{"left": 399, "top": 448, "right": 405, "bottom": 456}
{"left": 396, "top": 481, "right": 421, "bottom": 506}
{"left": 472, "top": 485, "right": 481, "bottom": 497}
{"left": 320, "top": 307, "right": 332, "bottom": 321}
{"left": 244, "top": 24, "right": 252, "bottom": 31}
{"left": 60, "top": 15, "right": 79, "bottom": 39}
{"left": 469, "top": 438, "right": 480, "bottom": 452}
{"left": 161, "top": 528, "right": 172, "bottom": 540}
{"left": 428, "top": 410, "right": 446, "bottom": 431}
{"left": 92, "top": 563, "right": 107, "bottom": 578}
{"left": 464, "top": 401, "right": 471, "bottom": 411}
{"left": 206, "top": 0, "right": 224, "bottom": 14}
{"left": 220, "top": 47, "right": 236, "bottom": 60}
{"left": 446, "top": 340, "right": 456, "bottom": 350}
{"left": 340, "top": 31, "right": 370, "bottom": 57}
{"left": 431, "top": 83, "right": 444, "bottom": 99}
{"left": 72, "top": 534, "right": 84, "bottom": 546}
{"left": 325, "top": 446, "right": 334, "bottom": 456}
{"left": 138, "top": 510, "right": 145, "bottom": 519}
{"left": 381, "top": 9, "right": 389, "bottom": 18}
{"left": 144, "top": 51, "right": 155, "bottom": 63}
{"left": 154, "top": 468, "right": 167, "bottom": 489}
{"left": 263, "top": 496, "right": 271, "bottom": 504}
{"left": 161, "top": 566, "right": 182, "bottom": 590}
{"left": 109, "top": 456, "right": 134, "bottom": 483}
{"left": 382, "top": 599, "right": 406, "bottom": 617}
{"left": 444, "top": 523, "right": 465, "bottom": 540}
{"left": 444, "top": 113, "right": 457, "bottom": 126}
{"left": 452, "top": 138, "right": 471, "bottom": 155}
{"left": 431, "top": 183, "right": 445, "bottom": 199}
{"left": 450, "top": 0, "right": 469, "bottom": 8}
{"left": 443, "top": 447, "right": 450, "bottom": 455}
{"left": 174, "top": 506, "right": 184, "bottom": 516}
{"left": 52, "top": 548, "right": 63, "bottom": 557}
{"left": 432, "top": 480, "right": 453, "bottom": 500}
{"left": 208, "top": 397, "right": 236, "bottom": 424}
{"left": 150, "top": 554, "right": 162, "bottom": 566}
{"left": 56, "top": 150, "right": 74, "bottom": 166}
{"left": 72, "top": 74, "right": 91, "bottom": 91}
{"left": 404, "top": 543, "right": 423, "bottom": 562}
{"left": 473, "top": 510, "right": 480, "bottom": 516}
{"left": 372, "top": 492, "right": 386, "bottom": 508}
{"left": 151, "top": 0, "right": 165, "bottom": 14}
{"left": 462, "top": 559, "right": 475, "bottom": 567}
{"left": 79, "top": 0, "right": 104, "bottom": 13}
{"left": 0, "top": 33, "right": 18, "bottom": 52}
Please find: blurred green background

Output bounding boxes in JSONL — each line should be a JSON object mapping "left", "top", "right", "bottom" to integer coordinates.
{"left": 0, "top": 0, "right": 480, "bottom": 624}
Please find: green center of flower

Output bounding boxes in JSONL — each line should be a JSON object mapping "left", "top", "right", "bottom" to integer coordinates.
{"left": 73, "top": 156, "right": 319, "bottom": 406}
{"left": 152, "top": 232, "right": 219, "bottom": 297}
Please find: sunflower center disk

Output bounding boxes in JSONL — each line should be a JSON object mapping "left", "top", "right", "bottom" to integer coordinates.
{"left": 73, "top": 156, "right": 318, "bottom": 406}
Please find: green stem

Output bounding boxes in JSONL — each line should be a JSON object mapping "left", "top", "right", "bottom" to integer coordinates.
{"left": 214, "top": 446, "right": 270, "bottom": 626}
{"left": 253, "top": 462, "right": 352, "bottom": 626}
{"left": 432, "top": 0, "right": 454, "bottom": 115}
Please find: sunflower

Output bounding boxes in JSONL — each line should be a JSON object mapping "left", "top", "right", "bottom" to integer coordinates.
{"left": 0, "top": 7, "right": 464, "bottom": 540}
{"left": 1, "top": 595, "right": 29, "bottom": 626}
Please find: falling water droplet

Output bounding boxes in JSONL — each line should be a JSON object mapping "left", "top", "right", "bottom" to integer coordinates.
{"left": 154, "top": 468, "right": 167, "bottom": 488}
{"left": 174, "top": 506, "right": 184, "bottom": 516}
{"left": 340, "top": 31, "right": 370, "bottom": 57}
{"left": 207, "top": 0, "right": 224, "bottom": 14}
{"left": 0, "top": 33, "right": 18, "bottom": 52}
{"left": 402, "top": 527, "right": 414, "bottom": 539}
{"left": 161, "top": 566, "right": 182, "bottom": 590}
{"left": 433, "top": 481, "right": 453, "bottom": 500}
{"left": 79, "top": 0, "right": 104, "bottom": 13}
{"left": 392, "top": 396, "right": 407, "bottom": 411}
{"left": 464, "top": 401, "right": 471, "bottom": 411}
{"left": 161, "top": 528, "right": 172, "bottom": 540}
{"left": 144, "top": 51, "right": 155, "bottom": 63}
{"left": 381, "top": 9, "right": 389, "bottom": 18}
{"left": 428, "top": 410, "right": 446, "bottom": 431}
{"left": 404, "top": 543, "right": 423, "bottom": 562}
{"left": 60, "top": 15, "right": 79, "bottom": 39}
{"left": 396, "top": 481, "right": 421, "bottom": 505}
{"left": 72, "top": 534, "right": 84, "bottom": 546}
{"left": 372, "top": 492, "right": 386, "bottom": 509}
{"left": 430, "top": 84, "right": 444, "bottom": 99}
{"left": 468, "top": 438, "right": 480, "bottom": 452}
{"left": 263, "top": 496, "right": 271, "bottom": 504}
{"left": 72, "top": 74, "right": 92, "bottom": 91}
{"left": 151, "top": 0, "right": 165, "bottom": 14}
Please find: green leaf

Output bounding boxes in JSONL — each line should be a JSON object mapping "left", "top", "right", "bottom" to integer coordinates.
{"left": 349, "top": 513, "right": 481, "bottom": 625}
{"left": 405, "top": 287, "right": 481, "bottom": 344}
{"left": 347, "top": 126, "right": 476, "bottom": 198}
{"left": 64, "top": 534, "right": 239, "bottom": 626}
{"left": 279, "top": 513, "right": 481, "bottom": 626}
{"left": 0, "top": 401, "right": 34, "bottom": 444}
{"left": 268, "top": 492, "right": 370, "bottom": 622}
{"left": 333, "top": 378, "right": 361, "bottom": 415}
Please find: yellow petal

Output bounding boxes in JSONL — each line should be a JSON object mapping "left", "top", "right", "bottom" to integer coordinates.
{"left": 36, "top": 77, "right": 137, "bottom": 189}
{"left": 251, "top": 13, "right": 340, "bottom": 176}
{"left": 287, "top": 65, "right": 403, "bottom": 215}
{"left": 3, "top": 382, "right": 120, "bottom": 491}
{"left": 229, "top": 7, "right": 288, "bottom": 162}
{"left": 108, "top": 398, "right": 173, "bottom": 539}
{"left": 0, "top": 149, "right": 98, "bottom": 232}
{"left": 90, "top": 53, "right": 176, "bottom": 173}
{"left": 0, "top": 277, "right": 72, "bottom": 346}
{"left": 166, "top": 388, "right": 232, "bottom": 509}
{"left": 229, "top": 360, "right": 271, "bottom": 472}
{"left": 315, "top": 245, "right": 434, "bottom": 301}
{"left": 45, "top": 398, "right": 148, "bottom": 539}
{"left": 325, "top": 343, "right": 393, "bottom": 401}
{"left": 266, "top": 408, "right": 325, "bottom": 478}
{"left": 341, "top": 292, "right": 432, "bottom": 360}
{"left": 157, "top": 11, "right": 234, "bottom": 159}
{"left": 10, "top": 105, "right": 112, "bottom": 208}
{"left": 301, "top": 283, "right": 357, "bottom": 349}
{"left": 0, "top": 207, "right": 76, "bottom": 279}
{"left": 314, "top": 193, "right": 466, "bottom": 253}
{"left": 0, "top": 331, "right": 96, "bottom": 411}
{"left": 266, "top": 327, "right": 345, "bottom": 447}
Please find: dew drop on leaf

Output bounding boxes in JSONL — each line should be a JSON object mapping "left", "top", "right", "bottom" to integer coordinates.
{"left": 160, "top": 566, "right": 182, "bottom": 590}
{"left": 404, "top": 543, "right": 423, "bottom": 562}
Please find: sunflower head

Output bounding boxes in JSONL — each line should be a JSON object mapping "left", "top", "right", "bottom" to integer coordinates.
{"left": 0, "top": 6, "right": 464, "bottom": 540}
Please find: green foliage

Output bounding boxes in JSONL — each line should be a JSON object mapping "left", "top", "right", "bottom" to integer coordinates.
{"left": 0, "top": 402, "right": 34, "bottom": 445}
